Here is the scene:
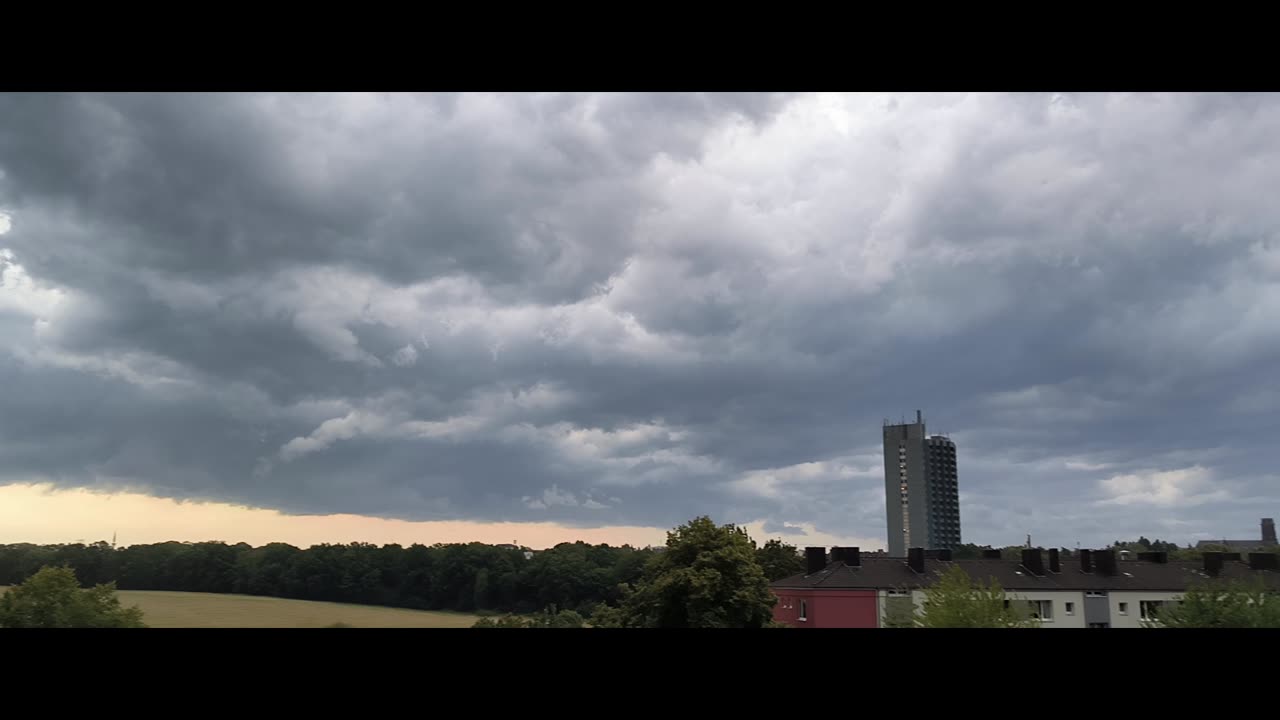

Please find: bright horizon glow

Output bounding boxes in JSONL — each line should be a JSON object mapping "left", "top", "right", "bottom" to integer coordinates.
{"left": 0, "top": 483, "right": 884, "bottom": 551}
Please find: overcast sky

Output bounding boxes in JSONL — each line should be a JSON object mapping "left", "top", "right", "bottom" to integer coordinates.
{"left": 1, "top": 92, "right": 1278, "bottom": 550}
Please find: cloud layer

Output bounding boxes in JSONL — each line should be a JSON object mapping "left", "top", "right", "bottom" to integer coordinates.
{"left": 2, "top": 92, "right": 1279, "bottom": 549}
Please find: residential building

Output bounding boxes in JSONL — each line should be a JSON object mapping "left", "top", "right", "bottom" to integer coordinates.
{"left": 770, "top": 545, "right": 1280, "bottom": 628}
{"left": 882, "top": 411, "right": 961, "bottom": 556}
{"left": 1194, "top": 517, "right": 1278, "bottom": 551}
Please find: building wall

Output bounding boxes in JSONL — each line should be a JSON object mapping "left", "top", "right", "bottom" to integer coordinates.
{"left": 772, "top": 589, "right": 880, "bottom": 628}
{"left": 1106, "top": 591, "right": 1184, "bottom": 628}
{"left": 884, "top": 419, "right": 928, "bottom": 556}
{"left": 1001, "top": 590, "right": 1086, "bottom": 628}
{"left": 790, "top": 587, "right": 1183, "bottom": 628}
{"left": 926, "top": 437, "right": 961, "bottom": 549}
{"left": 897, "top": 589, "right": 1085, "bottom": 628}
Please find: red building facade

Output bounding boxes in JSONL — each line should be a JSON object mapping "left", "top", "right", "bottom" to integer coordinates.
{"left": 772, "top": 588, "right": 879, "bottom": 628}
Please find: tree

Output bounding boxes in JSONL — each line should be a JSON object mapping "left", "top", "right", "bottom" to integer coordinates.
{"left": 1158, "top": 579, "right": 1280, "bottom": 628}
{"left": 756, "top": 539, "right": 805, "bottom": 581}
{"left": 472, "top": 614, "right": 532, "bottom": 628}
{"left": 530, "top": 604, "right": 586, "bottom": 628}
{"left": 603, "top": 516, "right": 776, "bottom": 628}
{"left": 473, "top": 568, "right": 492, "bottom": 610}
{"left": 471, "top": 605, "right": 587, "bottom": 628}
{"left": 948, "top": 544, "right": 987, "bottom": 560}
{"left": 0, "top": 566, "right": 146, "bottom": 628}
{"left": 999, "top": 546, "right": 1024, "bottom": 562}
{"left": 916, "top": 565, "right": 1038, "bottom": 628}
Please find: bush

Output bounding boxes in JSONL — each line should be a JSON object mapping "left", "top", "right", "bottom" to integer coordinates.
{"left": 0, "top": 566, "right": 147, "bottom": 628}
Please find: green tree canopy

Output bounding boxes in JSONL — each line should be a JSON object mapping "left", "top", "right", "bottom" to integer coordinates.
{"left": 1158, "top": 579, "right": 1280, "bottom": 628}
{"left": 756, "top": 539, "right": 805, "bottom": 581}
{"left": 916, "top": 565, "right": 1038, "bottom": 628}
{"left": 597, "top": 516, "right": 776, "bottom": 628}
{"left": 472, "top": 614, "right": 532, "bottom": 628}
{"left": 0, "top": 566, "right": 147, "bottom": 628}
{"left": 471, "top": 605, "right": 587, "bottom": 628}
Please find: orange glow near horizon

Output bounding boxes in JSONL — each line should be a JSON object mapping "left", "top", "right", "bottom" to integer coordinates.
{"left": 0, "top": 483, "right": 670, "bottom": 549}
{"left": 0, "top": 482, "right": 885, "bottom": 551}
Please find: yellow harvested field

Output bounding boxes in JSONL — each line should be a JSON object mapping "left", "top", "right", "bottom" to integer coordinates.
{"left": 0, "top": 586, "right": 479, "bottom": 628}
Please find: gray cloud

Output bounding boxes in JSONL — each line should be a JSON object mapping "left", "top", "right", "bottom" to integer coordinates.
{"left": 2, "top": 92, "right": 1279, "bottom": 548}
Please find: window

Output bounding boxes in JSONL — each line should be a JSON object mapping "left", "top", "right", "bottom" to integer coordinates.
{"left": 1030, "top": 600, "right": 1053, "bottom": 621}
{"left": 799, "top": 600, "right": 808, "bottom": 621}
{"left": 1064, "top": 602, "right": 1075, "bottom": 615}
{"left": 1140, "top": 601, "right": 1164, "bottom": 621}
{"left": 1088, "top": 622, "right": 1108, "bottom": 629}
{"left": 1118, "top": 602, "right": 1128, "bottom": 615}
{"left": 1086, "top": 591, "right": 1106, "bottom": 598}
{"left": 887, "top": 590, "right": 909, "bottom": 597}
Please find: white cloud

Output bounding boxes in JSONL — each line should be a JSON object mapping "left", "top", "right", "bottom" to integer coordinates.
{"left": 523, "top": 485, "right": 581, "bottom": 510}
{"left": 390, "top": 344, "right": 418, "bottom": 367}
{"left": 0, "top": 248, "right": 75, "bottom": 324}
{"left": 1064, "top": 460, "right": 1114, "bottom": 472}
{"left": 278, "top": 410, "right": 395, "bottom": 462}
{"left": 521, "top": 485, "right": 613, "bottom": 511}
{"left": 739, "top": 519, "right": 884, "bottom": 552}
{"left": 729, "top": 455, "right": 881, "bottom": 500}
{"left": 11, "top": 345, "right": 196, "bottom": 391}
{"left": 1096, "top": 465, "right": 1228, "bottom": 508}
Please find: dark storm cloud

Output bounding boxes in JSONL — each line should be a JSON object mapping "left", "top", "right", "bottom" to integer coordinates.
{"left": 3, "top": 92, "right": 1280, "bottom": 548}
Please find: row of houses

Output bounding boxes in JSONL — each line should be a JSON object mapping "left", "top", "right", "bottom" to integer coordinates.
{"left": 770, "top": 546, "right": 1280, "bottom": 628}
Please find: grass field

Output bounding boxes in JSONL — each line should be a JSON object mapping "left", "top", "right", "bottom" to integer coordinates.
{"left": 0, "top": 586, "right": 479, "bottom": 628}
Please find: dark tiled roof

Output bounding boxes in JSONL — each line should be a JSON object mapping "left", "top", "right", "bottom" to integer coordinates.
{"left": 770, "top": 557, "right": 1280, "bottom": 592}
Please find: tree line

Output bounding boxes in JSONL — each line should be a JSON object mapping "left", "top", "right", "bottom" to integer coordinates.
{"left": 0, "top": 539, "right": 649, "bottom": 615}
{"left": 0, "top": 525, "right": 808, "bottom": 619}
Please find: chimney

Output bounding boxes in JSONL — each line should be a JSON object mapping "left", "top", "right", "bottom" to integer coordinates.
{"left": 908, "top": 547, "right": 925, "bottom": 574}
{"left": 1263, "top": 518, "right": 1277, "bottom": 545}
{"left": 805, "top": 547, "right": 827, "bottom": 575}
{"left": 1021, "top": 548, "right": 1045, "bottom": 577}
{"left": 982, "top": 549, "right": 1002, "bottom": 559}
{"left": 1138, "top": 551, "right": 1168, "bottom": 564}
{"left": 1223, "top": 552, "right": 1242, "bottom": 562}
{"left": 1203, "top": 551, "right": 1224, "bottom": 577}
{"left": 1080, "top": 549, "right": 1094, "bottom": 573}
{"left": 845, "top": 547, "right": 861, "bottom": 567}
{"left": 829, "top": 547, "right": 861, "bottom": 566}
{"left": 1048, "top": 548, "right": 1061, "bottom": 573}
{"left": 936, "top": 548, "right": 952, "bottom": 562}
{"left": 1248, "top": 552, "right": 1280, "bottom": 571}
{"left": 1095, "top": 549, "right": 1117, "bottom": 576}
{"left": 916, "top": 409, "right": 922, "bottom": 424}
